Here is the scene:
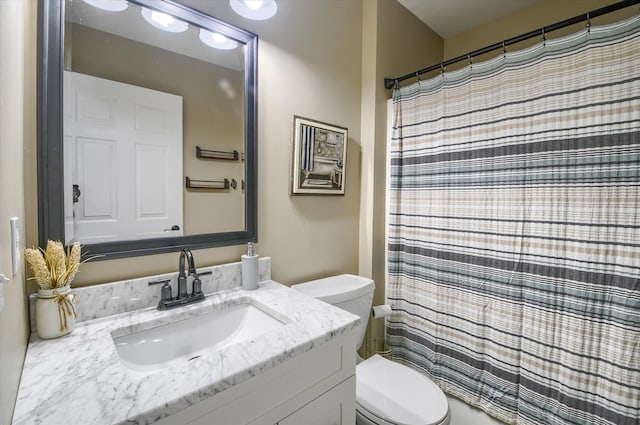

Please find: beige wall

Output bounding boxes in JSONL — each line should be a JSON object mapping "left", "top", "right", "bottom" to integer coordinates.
{"left": 359, "top": 0, "right": 442, "bottom": 353}
{"left": 360, "top": 0, "right": 442, "bottom": 307}
{"left": 0, "top": 1, "right": 35, "bottom": 424}
{"left": 237, "top": 0, "right": 364, "bottom": 285}
{"left": 53, "top": 0, "right": 366, "bottom": 287}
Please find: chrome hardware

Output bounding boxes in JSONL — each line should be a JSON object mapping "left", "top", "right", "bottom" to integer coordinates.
{"left": 153, "top": 249, "right": 207, "bottom": 310}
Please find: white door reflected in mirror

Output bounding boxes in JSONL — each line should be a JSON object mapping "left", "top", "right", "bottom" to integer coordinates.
{"left": 64, "top": 71, "right": 183, "bottom": 244}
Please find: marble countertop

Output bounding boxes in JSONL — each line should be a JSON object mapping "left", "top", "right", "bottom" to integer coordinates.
{"left": 12, "top": 281, "right": 359, "bottom": 425}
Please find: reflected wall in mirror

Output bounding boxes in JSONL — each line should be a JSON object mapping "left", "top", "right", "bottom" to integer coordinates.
{"left": 39, "top": 0, "right": 258, "bottom": 259}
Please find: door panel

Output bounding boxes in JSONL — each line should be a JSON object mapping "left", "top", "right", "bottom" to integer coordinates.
{"left": 64, "top": 71, "right": 183, "bottom": 243}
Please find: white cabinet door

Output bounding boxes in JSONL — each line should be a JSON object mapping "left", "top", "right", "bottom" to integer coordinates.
{"left": 64, "top": 71, "right": 183, "bottom": 243}
{"left": 154, "top": 334, "right": 357, "bottom": 425}
{"left": 278, "top": 377, "right": 356, "bottom": 425}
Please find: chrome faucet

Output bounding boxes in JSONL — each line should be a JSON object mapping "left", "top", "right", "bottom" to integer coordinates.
{"left": 148, "top": 248, "right": 210, "bottom": 310}
{"left": 177, "top": 248, "right": 194, "bottom": 298}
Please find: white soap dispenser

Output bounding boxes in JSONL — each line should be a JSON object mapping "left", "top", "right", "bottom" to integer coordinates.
{"left": 241, "top": 242, "right": 259, "bottom": 290}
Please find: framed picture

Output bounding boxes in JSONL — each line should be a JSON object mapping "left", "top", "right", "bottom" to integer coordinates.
{"left": 291, "top": 116, "right": 348, "bottom": 195}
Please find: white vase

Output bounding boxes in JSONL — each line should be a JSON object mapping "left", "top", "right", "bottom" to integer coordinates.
{"left": 35, "top": 285, "right": 78, "bottom": 339}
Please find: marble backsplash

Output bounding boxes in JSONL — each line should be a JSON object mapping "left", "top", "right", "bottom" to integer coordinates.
{"left": 28, "top": 257, "right": 271, "bottom": 330}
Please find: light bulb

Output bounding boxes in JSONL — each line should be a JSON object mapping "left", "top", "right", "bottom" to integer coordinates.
{"left": 229, "top": 0, "right": 277, "bottom": 20}
{"left": 150, "top": 10, "right": 175, "bottom": 27}
{"left": 212, "top": 33, "right": 227, "bottom": 43}
{"left": 244, "top": 0, "right": 264, "bottom": 10}
{"left": 141, "top": 7, "right": 188, "bottom": 32}
{"left": 199, "top": 29, "right": 238, "bottom": 50}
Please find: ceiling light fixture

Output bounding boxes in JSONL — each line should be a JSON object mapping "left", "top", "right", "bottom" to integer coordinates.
{"left": 141, "top": 7, "right": 188, "bottom": 32}
{"left": 82, "top": 0, "right": 128, "bottom": 12}
{"left": 199, "top": 29, "right": 238, "bottom": 50}
{"left": 229, "top": 0, "right": 277, "bottom": 20}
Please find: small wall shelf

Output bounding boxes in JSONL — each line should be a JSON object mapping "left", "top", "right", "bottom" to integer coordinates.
{"left": 185, "top": 177, "right": 230, "bottom": 190}
{"left": 196, "top": 146, "right": 239, "bottom": 161}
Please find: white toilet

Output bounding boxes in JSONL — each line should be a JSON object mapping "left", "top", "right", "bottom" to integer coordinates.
{"left": 292, "top": 274, "right": 450, "bottom": 425}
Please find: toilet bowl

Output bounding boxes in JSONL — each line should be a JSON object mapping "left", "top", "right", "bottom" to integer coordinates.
{"left": 356, "top": 354, "right": 450, "bottom": 425}
{"left": 292, "top": 274, "right": 450, "bottom": 425}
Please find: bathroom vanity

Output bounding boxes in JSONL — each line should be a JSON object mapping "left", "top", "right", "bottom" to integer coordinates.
{"left": 12, "top": 259, "right": 359, "bottom": 424}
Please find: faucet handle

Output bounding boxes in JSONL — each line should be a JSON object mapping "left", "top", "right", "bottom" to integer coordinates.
{"left": 192, "top": 276, "right": 203, "bottom": 296}
{"left": 148, "top": 278, "right": 171, "bottom": 286}
{"left": 191, "top": 271, "right": 211, "bottom": 298}
{"left": 149, "top": 279, "right": 173, "bottom": 303}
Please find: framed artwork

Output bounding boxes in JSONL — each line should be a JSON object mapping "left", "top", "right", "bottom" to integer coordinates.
{"left": 291, "top": 116, "right": 348, "bottom": 195}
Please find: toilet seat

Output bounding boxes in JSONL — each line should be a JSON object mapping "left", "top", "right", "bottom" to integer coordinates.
{"left": 356, "top": 355, "right": 450, "bottom": 425}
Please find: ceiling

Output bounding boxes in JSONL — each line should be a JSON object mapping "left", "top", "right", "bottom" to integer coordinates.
{"left": 397, "top": 0, "right": 543, "bottom": 39}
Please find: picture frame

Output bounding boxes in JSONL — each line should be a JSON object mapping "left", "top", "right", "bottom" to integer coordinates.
{"left": 291, "top": 116, "right": 348, "bottom": 195}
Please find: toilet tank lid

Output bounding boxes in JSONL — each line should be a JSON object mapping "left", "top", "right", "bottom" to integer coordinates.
{"left": 292, "top": 274, "right": 374, "bottom": 304}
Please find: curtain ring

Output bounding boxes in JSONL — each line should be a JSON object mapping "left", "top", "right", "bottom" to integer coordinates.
{"left": 586, "top": 12, "right": 592, "bottom": 30}
{"left": 415, "top": 72, "right": 421, "bottom": 85}
{"left": 541, "top": 26, "right": 546, "bottom": 44}
{"left": 440, "top": 63, "right": 446, "bottom": 74}
{"left": 392, "top": 80, "right": 400, "bottom": 100}
{"left": 502, "top": 41, "right": 507, "bottom": 55}
{"left": 467, "top": 53, "right": 473, "bottom": 66}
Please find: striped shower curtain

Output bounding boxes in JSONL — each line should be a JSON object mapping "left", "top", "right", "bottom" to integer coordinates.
{"left": 387, "top": 15, "right": 640, "bottom": 425}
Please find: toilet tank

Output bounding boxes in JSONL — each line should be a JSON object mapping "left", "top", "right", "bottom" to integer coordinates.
{"left": 292, "top": 274, "right": 374, "bottom": 351}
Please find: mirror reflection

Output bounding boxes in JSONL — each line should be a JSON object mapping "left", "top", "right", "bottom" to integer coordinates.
{"left": 63, "top": 0, "right": 246, "bottom": 244}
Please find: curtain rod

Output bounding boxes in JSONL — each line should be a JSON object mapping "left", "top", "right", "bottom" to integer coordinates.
{"left": 384, "top": 0, "right": 640, "bottom": 89}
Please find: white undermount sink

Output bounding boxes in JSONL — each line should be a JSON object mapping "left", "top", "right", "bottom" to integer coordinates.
{"left": 112, "top": 302, "right": 287, "bottom": 374}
